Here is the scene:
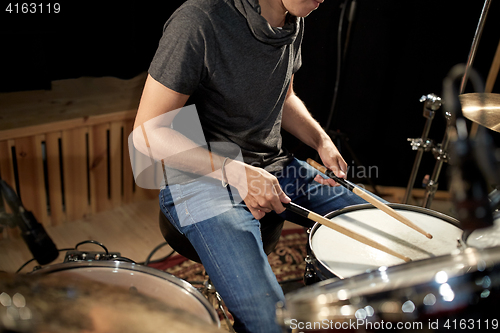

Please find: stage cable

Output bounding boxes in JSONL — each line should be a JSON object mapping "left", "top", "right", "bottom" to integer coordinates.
{"left": 324, "top": 0, "right": 356, "bottom": 134}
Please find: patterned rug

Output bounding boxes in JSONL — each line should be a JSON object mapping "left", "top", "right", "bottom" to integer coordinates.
{"left": 147, "top": 228, "right": 309, "bottom": 289}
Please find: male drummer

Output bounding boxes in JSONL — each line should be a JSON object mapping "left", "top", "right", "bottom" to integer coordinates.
{"left": 132, "top": 0, "right": 368, "bottom": 332}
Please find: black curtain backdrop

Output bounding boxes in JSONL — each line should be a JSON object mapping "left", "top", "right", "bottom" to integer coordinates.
{"left": 1, "top": 0, "right": 499, "bottom": 188}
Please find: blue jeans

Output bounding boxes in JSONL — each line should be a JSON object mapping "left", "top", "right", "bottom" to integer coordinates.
{"left": 159, "top": 158, "right": 368, "bottom": 333}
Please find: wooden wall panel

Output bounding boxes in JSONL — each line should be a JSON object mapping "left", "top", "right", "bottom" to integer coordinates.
{"left": 109, "top": 122, "right": 123, "bottom": 208}
{"left": 62, "top": 127, "right": 90, "bottom": 221}
{"left": 45, "top": 132, "right": 66, "bottom": 226}
{"left": 89, "top": 124, "right": 111, "bottom": 213}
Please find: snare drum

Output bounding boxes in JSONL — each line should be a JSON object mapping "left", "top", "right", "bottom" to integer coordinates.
{"left": 278, "top": 246, "right": 500, "bottom": 332}
{"left": 32, "top": 261, "right": 219, "bottom": 327}
{"left": 309, "top": 204, "right": 463, "bottom": 279}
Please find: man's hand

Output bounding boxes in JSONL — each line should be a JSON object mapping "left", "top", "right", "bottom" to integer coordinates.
{"left": 226, "top": 161, "right": 291, "bottom": 220}
{"left": 314, "top": 142, "right": 348, "bottom": 187}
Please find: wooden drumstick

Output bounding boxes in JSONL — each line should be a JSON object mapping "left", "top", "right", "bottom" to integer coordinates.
{"left": 284, "top": 202, "right": 412, "bottom": 262}
{"left": 307, "top": 158, "right": 433, "bottom": 239}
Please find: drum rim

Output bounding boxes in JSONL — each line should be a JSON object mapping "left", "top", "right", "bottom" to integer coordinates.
{"left": 31, "top": 260, "right": 220, "bottom": 326}
{"left": 309, "top": 203, "right": 461, "bottom": 279}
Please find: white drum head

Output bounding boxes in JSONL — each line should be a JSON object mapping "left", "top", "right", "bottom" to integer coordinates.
{"left": 311, "top": 205, "right": 463, "bottom": 279}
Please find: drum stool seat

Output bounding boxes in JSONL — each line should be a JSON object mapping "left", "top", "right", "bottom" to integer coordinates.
{"left": 159, "top": 211, "right": 285, "bottom": 263}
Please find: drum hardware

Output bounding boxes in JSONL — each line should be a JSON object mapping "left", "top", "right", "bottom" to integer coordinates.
{"left": 201, "top": 279, "right": 236, "bottom": 333}
{"left": 403, "top": 94, "right": 444, "bottom": 205}
{"left": 404, "top": 94, "right": 453, "bottom": 209}
{"left": 460, "top": 0, "right": 492, "bottom": 94}
{"left": 408, "top": 138, "right": 434, "bottom": 154}
{"left": 303, "top": 228, "right": 321, "bottom": 285}
{"left": 303, "top": 255, "right": 320, "bottom": 286}
{"left": 307, "top": 159, "right": 433, "bottom": 239}
{"left": 64, "top": 250, "right": 121, "bottom": 262}
{"left": 420, "top": 128, "right": 452, "bottom": 209}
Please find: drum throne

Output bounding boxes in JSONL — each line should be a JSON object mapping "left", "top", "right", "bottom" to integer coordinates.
{"left": 159, "top": 210, "right": 285, "bottom": 332}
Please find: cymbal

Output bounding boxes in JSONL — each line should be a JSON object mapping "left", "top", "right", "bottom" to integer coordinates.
{"left": 459, "top": 93, "right": 500, "bottom": 133}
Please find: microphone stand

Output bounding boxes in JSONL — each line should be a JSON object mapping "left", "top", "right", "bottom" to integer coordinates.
{"left": 0, "top": 189, "right": 17, "bottom": 233}
{"left": 0, "top": 179, "right": 59, "bottom": 266}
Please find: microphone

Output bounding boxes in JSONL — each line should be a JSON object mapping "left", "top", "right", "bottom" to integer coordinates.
{"left": 0, "top": 179, "right": 59, "bottom": 265}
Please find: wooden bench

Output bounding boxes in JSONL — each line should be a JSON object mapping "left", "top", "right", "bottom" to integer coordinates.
{"left": 0, "top": 72, "right": 159, "bottom": 239}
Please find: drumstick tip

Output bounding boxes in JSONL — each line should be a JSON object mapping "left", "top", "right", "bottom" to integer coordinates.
{"left": 426, "top": 233, "right": 433, "bottom": 239}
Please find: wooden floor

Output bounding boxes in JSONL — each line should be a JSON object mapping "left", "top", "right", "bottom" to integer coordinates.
{"left": 0, "top": 186, "right": 455, "bottom": 274}
{"left": 0, "top": 199, "right": 171, "bottom": 273}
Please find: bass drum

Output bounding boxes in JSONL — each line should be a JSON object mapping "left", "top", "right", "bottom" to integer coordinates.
{"left": 32, "top": 261, "right": 219, "bottom": 327}
{"left": 278, "top": 246, "right": 500, "bottom": 332}
{"left": 308, "top": 204, "right": 463, "bottom": 280}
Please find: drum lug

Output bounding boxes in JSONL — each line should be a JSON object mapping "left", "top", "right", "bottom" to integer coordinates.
{"left": 303, "top": 255, "right": 318, "bottom": 286}
{"left": 457, "top": 237, "right": 468, "bottom": 251}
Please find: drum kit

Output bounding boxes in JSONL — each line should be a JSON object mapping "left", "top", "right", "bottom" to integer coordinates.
{"left": 2, "top": 2, "right": 500, "bottom": 333}
{"left": 277, "top": 0, "right": 500, "bottom": 331}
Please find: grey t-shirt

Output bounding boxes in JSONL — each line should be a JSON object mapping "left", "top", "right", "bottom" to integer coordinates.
{"left": 149, "top": 0, "right": 303, "bottom": 176}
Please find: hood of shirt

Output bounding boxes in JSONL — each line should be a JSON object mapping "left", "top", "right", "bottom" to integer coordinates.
{"left": 233, "top": 0, "right": 300, "bottom": 47}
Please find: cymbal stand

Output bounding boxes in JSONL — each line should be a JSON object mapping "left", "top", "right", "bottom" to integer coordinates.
{"left": 421, "top": 108, "right": 453, "bottom": 208}
{"left": 403, "top": 94, "right": 442, "bottom": 204}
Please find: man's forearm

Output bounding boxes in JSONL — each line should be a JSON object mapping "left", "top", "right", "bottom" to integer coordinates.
{"left": 281, "top": 92, "right": 332, "bottom": 151}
